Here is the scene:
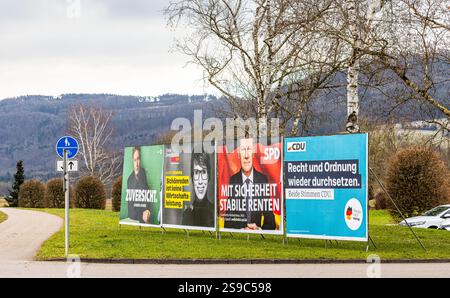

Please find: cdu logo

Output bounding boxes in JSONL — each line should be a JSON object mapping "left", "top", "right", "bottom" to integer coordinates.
{"left": 287, "top": 142, "right": 306, "bottom": 152}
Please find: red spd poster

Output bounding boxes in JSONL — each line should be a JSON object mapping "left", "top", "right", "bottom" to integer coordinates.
{"left": 217, "top": 138, "right": 283, "bottom": 234}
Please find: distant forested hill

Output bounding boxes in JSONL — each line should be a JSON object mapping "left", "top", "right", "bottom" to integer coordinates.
{"left": 0, "top": 93, "right": 220, "bottom": 184}
{"left": 0, "top": 74, "right": 447, "bottom": 193}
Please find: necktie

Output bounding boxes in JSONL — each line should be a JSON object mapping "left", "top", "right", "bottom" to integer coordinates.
{"left": 245, "top": 178, "right": 251, "bottom": 223}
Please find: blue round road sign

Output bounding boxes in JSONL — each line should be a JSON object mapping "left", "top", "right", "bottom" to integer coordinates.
{"left": 56, "top": 136, "right": 79, "bottom": 159}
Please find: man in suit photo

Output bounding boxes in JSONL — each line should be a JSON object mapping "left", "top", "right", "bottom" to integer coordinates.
{"left": 224, "top": 138, "right": 276, "bottom": 230}
{"left": 126, "top": 146, "right": 152, "bottom": 224}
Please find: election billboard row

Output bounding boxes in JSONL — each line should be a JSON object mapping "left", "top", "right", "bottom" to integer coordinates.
{"left": 120, "top": 144, "right": 216, "bottom": 231}
{"left": 120, "top": 134, "right": 368, "bottom": 241}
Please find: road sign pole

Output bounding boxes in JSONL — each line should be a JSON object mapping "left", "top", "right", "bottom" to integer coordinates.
{"left": 64, "top": 149, "right": 70, "bottom": 257}
{"left": 56, "top": 136, "right": 77, "bottom": 258}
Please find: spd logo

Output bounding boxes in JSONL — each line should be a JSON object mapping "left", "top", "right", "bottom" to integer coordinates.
{"left": 261, "top": 146, "right": 281, "bottom": 164}
{"left": 263, "top": 147, "right": 280, "bottom": 160}
{"left": 287, "top": 142, "right": 306, "bottom": 152}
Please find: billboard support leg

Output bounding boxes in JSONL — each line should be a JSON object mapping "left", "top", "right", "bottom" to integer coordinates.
{"left": 161, "top": 227, "right": 166, "bottom": 234}
{"left": 324, "top": 240, "right": 335, "bottom": 248}
{"left": 247, "top": 234, "right": 250, "bottom": 241}
{"left": 260, "top": 234, "right": 265, "bottom": 240}
{"left": 366, "top": 235, "right": 377, "bottom": 252}
{"left": 370, "top": 235, "right": 377, "bottom": 249}
{"left": 369, "top": 167, "right": 426, "bottom": 252}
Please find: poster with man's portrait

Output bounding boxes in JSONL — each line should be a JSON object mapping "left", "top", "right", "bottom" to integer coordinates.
{"left": 120, "top": 145, "right": 164, "bottom": 227}
{"left": 162, "top": 143, "right": 216, "bottom": 231}
{"left": 217, "top": 138, "right": 283, "bottom": 234}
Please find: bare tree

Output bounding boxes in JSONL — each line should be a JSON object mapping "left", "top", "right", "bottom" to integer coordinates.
{"left": 376, "top": 0, "right": 449, "bottom": 116}
{"left": 309, "top": 0, "right": 387, "bottom": 131}
{"left": 67, "top": 104, "right": 121, "bottom": 187}
{"left": 166, "top": 0, "right": 342, "bottom": 136}
{"left": 168, "top": 0, "right": 448, "bottom": 137}
{"left": 327, "top": 0, "right": 449, "bottom": 125}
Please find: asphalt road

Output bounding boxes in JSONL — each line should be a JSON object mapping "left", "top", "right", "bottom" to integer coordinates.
{"left": 0, "top": 208, "right": 62, "bottom": 261}
{"left": 0, "top": 261, "right": 449, "bottom": 278}
{"left": 0, "top": 208, "right": 449, "bottom": 278}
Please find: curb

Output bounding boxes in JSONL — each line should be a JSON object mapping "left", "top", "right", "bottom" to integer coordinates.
{"left": 43, "top": 258, "right": 450, "bottom": 264}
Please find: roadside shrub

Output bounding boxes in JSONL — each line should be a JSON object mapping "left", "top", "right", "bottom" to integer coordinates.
{"left": 112, "top": 176, "right": 122, "bottom": 212}
{"left": 75, "top": 176, "right": 106, "bottom": 209}
{"left": 45, "top": 178, "right": 75, "bottom": 208}
{"left": 374, "top": 192, "right": 388, "bottom": 210}
{"left": 18, "top": 180, "right": 46, "bottom": 208}
{"left": 385, "top": 147, "right": 450, "bottom": 220}
{"left": 368, "top": 183, "right": 375, "bottom": 201}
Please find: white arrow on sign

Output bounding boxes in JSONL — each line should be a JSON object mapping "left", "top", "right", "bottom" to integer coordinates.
{"left": 56, "top": 160, "right": 78, "bottom": 172}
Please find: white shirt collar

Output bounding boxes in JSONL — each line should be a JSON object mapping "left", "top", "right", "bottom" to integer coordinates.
{"left": 242, "top": 168, "right": 254, "bottom": 183}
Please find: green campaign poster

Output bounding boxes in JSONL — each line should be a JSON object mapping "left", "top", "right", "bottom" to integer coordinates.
{"left": 120, "top": 145, "right": 164, "bottom": 227}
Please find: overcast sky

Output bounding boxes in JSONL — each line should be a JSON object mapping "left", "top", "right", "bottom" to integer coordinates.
{"left": 0, "top": 0, "right": 212, "bottom": 99}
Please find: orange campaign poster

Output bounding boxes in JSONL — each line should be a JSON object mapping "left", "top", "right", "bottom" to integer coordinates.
{"left": 217, "top": 138, "right": 283, "bottom": 234}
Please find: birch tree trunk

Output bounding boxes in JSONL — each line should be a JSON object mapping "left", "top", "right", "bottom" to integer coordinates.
{"left": 346, "top": 0, "right": 383, "bottom": 122}
{"left": 346, "top": 0, "right": 360, "bottom": 118}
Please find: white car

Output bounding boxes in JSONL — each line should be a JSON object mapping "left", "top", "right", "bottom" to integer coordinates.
{"left": 440, "top": 219, "right": 450, "bottom": 231}
{"left": 399, "top": 205, "right": 450, "bottom": 229}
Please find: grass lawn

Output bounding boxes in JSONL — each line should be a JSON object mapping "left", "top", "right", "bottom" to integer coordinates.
{"left": 33, "top": 208, "right": 450, "bottom": 260}
{"left": 0, "top": 210, "right": 7, "bottom": 224}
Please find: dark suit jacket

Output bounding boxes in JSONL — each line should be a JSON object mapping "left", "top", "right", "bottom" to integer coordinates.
{"left": 182, "top": 197, "right": 215, "bottom": 228}
{"left": 224, "top": 168, "right": 276, "bottom": 230}
{"left": 127, "top": 168, "right": 150, "bottom": 223}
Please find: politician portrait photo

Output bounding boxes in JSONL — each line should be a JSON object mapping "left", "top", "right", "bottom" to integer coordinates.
{"left": 224, "top": 138, "right": 276, "bottom": 230}
{"left": 163, "top": 142, "right": 216, "bottom": 230}
{"left": 126, "top": 147, "right": 152, "bottom": 223}
{"left": 120, "top": 145, "right": 164, "bottom": 226}
{"left": 181, "top": 151, "right": 215, "bottom": 228}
